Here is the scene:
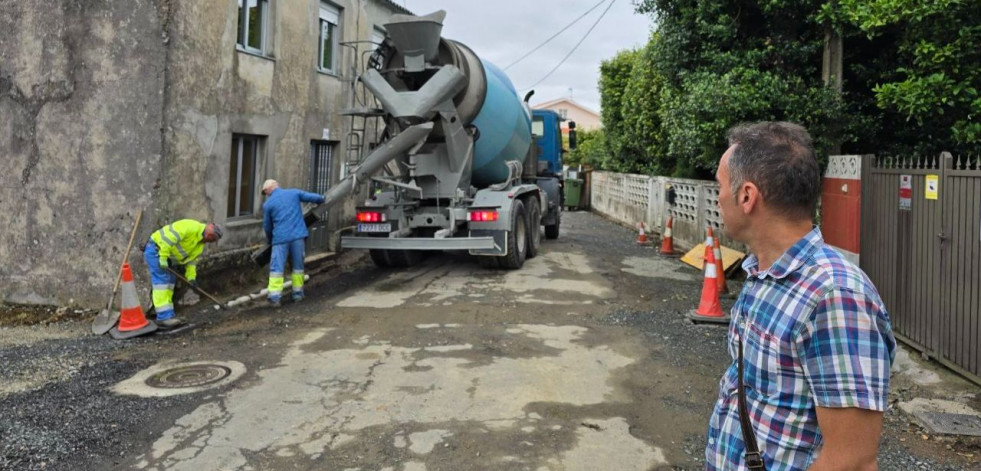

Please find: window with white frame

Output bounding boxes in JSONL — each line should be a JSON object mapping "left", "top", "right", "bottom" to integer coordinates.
{"left": 318, "top": 3, "right": 340, "bottom": 73}
{"left": 228, "top": 134, "right": 263, "bottom": 218}
{"left": 237, "top": 0, "right": 269, "bottom": 55}
{"left": 558, "top": 108, "right": 568, "bottom": 119}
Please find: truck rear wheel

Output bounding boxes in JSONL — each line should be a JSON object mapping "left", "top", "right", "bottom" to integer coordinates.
{"left": 499, "top": 200, "right": 527, "bottom": 269}
{"left": 369, "top": 249, "right": 424, "bottom": 268}
{"left": 388, "top": 249, "right": 424, "bottom": 267}
{"left": 525, "top": 197, "right": 541, "bottom": 259}
{"left": 369, "top": 249, "right": 391, "bottom": 267}
{"left": 545, "top": 207, "right": 560, "bottom": 240}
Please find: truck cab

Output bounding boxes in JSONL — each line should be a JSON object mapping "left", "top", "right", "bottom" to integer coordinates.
{"left": 532, "top": 109, "right": 564, "bottom": 178}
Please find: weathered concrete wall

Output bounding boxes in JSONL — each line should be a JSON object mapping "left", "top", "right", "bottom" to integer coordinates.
{"left": 0, "top": 0, "right": 405, "bottom": 308}
{"left": 0, "top": 0, "right": 167, "bottom": 306}
{"left": 159, "top": 0, "right": 400, "bottom": 251}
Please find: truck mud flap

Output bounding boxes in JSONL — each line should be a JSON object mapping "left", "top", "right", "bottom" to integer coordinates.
{"left": 467, "top": 230, "right": 507, "bottom": 256}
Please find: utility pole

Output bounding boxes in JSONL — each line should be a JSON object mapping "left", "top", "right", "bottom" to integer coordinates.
{"left": 822, "top": 2, "right": 843, "bottom": 154}
{"left": 822, "top": 30, "right": 843, "bottom": 92}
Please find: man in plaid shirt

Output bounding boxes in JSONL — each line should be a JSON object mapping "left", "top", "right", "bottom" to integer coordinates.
{"left": 706, "top": 122, "right": 895, "bottom": 470}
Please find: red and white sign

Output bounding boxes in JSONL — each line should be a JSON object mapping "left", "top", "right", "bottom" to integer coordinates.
{"left": 899, "top": 174, "right": 912, "bottom": 211}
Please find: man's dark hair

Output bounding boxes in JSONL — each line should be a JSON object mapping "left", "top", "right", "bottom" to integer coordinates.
{"left": 726, "top": 122, "right": 820, "bottom": 221}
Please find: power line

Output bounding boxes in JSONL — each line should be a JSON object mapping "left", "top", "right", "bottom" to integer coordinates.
{"left": 503, "top": 0, "right": 609, "bottom": 71}
{"left": 522, "top": 0, "right": 616, "bottom": 92}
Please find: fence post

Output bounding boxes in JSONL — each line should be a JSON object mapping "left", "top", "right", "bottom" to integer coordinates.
{"left": 647, "top": 177, "right": 657, "bottom": 232}
{"left": 858, "top": 154, "right": 874, "bottom": 270}
{"left": 696, "top": 183, "right": 706, "bottom": 237}
{"left": 655, "top": 177, "right": 662, "bottom": 233}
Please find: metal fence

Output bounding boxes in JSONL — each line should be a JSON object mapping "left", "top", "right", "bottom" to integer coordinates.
{"left": 593, "top": 157, "right": 981, "bottom": 382}
{"left": 590, "top": 171, "right": 745, "bottom": 252}
{"left": 861, "top": 153, "right": 981, "bottom": 381}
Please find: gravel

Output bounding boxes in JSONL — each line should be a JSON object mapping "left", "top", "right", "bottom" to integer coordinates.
{"left": 1, "top": 211, "right": 977, "bottom": 470}
{"left": 573, "top": 211, "right": 978, "bottom": 471}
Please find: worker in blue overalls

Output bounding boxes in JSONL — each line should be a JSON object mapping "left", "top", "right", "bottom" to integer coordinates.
{"left": 261, "top": 179, "right": 326, "bottom": 306}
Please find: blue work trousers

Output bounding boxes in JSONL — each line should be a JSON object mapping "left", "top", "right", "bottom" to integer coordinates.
{"left": 144, "top": 242, "right": 177, "bottom": 321}
{"left": 268, "top": 239, "right": 306, "bottom": 301}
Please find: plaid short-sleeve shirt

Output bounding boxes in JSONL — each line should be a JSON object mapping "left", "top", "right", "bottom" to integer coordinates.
{"left": 705, "top": 228, "right": 895, "bottom": 470}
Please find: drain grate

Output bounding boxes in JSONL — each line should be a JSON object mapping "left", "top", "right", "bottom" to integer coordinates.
{"left": 145, "top": 364, "right": 233, "bottom": 389}
{"left": 915, "top": 412, "right": 981, "bottom": 437}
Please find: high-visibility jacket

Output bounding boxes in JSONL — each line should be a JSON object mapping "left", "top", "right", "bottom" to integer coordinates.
{"left": 150, "top": 219, "right": 207, "bottom": 281}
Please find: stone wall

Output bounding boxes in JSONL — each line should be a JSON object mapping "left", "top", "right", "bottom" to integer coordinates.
{"left": 0, "top": 0, "right": 405, "bottom": 308}
{"left": 0, "top": 0, "right": 167, "bottom": 305}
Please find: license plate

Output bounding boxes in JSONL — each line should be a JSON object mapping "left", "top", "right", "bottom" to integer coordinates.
{"left": 358, "top": 223, "right": 391, "bottom": 233}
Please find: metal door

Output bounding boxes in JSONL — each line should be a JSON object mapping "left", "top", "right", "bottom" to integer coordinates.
{"left": 939, "top": 153, "right": 981, "bottom": 378}
{"left": 861, "top": 153, "right": 981, "bottom": 381}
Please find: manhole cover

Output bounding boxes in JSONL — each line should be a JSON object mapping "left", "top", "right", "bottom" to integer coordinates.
{"left": 145, "top": 364, "right": 233, "bottom": 389}
{"left": 114, "top": 360, "right": 246, "bottom": 397}
{"left": 916, "top": 412, "right": 981, "bottom": 437}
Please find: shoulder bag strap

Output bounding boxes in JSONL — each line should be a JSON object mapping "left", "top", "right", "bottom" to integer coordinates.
{"left": 738, "top": 335, "right": 768, "bottom": 470}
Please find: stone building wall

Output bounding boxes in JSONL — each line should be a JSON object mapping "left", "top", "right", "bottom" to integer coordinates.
{"left": 0, "top": 0, "right": 408, "bottom": 307}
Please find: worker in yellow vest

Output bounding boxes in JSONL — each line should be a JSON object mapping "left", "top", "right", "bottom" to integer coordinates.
{"left": 143, "top": 220, "right": 222, "bottom": 328}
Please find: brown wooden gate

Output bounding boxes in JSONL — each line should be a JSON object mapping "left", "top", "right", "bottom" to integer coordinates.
{"left": 860, "top": 153, "right": 981, "bottom": 382}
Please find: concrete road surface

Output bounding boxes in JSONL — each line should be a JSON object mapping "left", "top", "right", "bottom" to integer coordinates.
{"left": 2, "top": 212, "right": 976, "bottom": 471}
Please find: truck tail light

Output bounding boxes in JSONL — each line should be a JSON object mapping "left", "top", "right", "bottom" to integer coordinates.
{"left": 357, "top": 211, "right": 386, "bottom": 222}
{"left": 468, "top": 210, "right": 498, "bottom": 222}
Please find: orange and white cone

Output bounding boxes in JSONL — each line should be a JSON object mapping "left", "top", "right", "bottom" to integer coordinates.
{"left": 659, "top": 216, "right": 675, "bottom": 256}
{"left": 110, "top": 263, "right": 158, "bottom": 339}
{"left": 713, "top": 235, "right": 730, "bottom": 296}
{"left": 687, "top": 235, "right": 730, "bottom": 324}
{"left": 636, "top": 222, "right": 649, "bottom": 245}
{"left": 703, "top": 227, "right": 715, "bottom": 264}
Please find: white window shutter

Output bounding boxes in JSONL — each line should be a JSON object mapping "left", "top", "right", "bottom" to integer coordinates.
{"left": 320, "top": 4, "right": 339, "bottom": 24}
{"left": 371, "top": 29, "right": 385, "bottom": 45}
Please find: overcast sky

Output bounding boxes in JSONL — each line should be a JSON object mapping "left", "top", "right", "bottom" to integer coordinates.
{"left": 400, "top": 0, "right": 653, "bottom": 113}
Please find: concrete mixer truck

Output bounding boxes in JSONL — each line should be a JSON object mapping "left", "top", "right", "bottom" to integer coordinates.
{"left": 252, "top": 10, "right": 572, "bottom": 270}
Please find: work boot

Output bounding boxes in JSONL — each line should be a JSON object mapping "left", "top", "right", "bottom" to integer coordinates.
{"left": 157, "top": 317, "right": 186, "bottom": 329}
{"left": 292, "top": 292, "right": 305, "bottom": 303}
{"left": 268, "top": 298, "right": 281, "bottom": 308}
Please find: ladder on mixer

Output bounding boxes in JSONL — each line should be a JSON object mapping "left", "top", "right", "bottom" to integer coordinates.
{"left": 339, "top": 40, "right": 389, "bottom": 179}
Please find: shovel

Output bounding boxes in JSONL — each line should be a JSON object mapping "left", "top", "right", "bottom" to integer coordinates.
{"left": 92, "top": 209, "right": 143, "bottom": 335}
{"left": 165, "top": 266, "right": 231, "bottom": 310}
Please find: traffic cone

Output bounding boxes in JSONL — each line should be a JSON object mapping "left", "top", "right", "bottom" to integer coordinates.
{"left": 659, "top": 216, "right": 675, "bottom": 256}
{"left": 687, "top": 238, "right": 730, "bottom": 324}
{"left": 110, "top": 263, "right": 158, "bottom": 339}
{"left": 713, "top": 236, "right": 730, "bottom": 297}
{"left": 636, "top": 222, "right": 649, "bottom": 245}
{"left": 703, "top": 227, "right": 715, "bottom": 263}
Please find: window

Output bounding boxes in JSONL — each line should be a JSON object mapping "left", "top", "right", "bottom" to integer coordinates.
{"left": 228, "top": 135, "right": 262, "bottom": 218}
{"left": 371, "top": 27, "right": 386, "bottom": 52}
{"left": 318, "top": 3, "right": 340, "bottom": 73}
{"left": 531, "top": 116, "right": 545, "bottom": 137}
{"left": 237, "top": 0, "right": 268, "bottom": 54}
{"left": 310, "top": 140, "right": 334, "bottom": 194}
{"left": 557, "top": 108, "right": 568, "bottom": 119}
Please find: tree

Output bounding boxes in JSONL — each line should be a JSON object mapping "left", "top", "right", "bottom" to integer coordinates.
{"left": 599, "top": 49, "right": 643, "bottom": 172}
{"left": 621, "top": 35, "right": 672, "bottom": 174}
{"left": 826, "top": 0, "right": 981, "bottom": 153}
{"left": 566, "top": 128, "right": 610, "bottom": 169}
{"left": 636, "top": 0, "right": 853, "bottom": 175}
